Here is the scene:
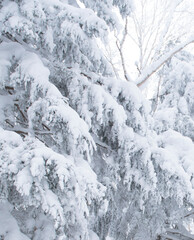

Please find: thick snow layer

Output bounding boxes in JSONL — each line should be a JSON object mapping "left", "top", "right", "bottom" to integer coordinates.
{"left": 152, "top": 129, "right": 194, "bottom": 203}
{"left": 0, "top": 201, "right": 30, "bottom": 240}
{"left": 0, "top": 126, "right": 106, "bottom": 238}
{"left": 0, "top": 41, "right": 95, "bottom": 159}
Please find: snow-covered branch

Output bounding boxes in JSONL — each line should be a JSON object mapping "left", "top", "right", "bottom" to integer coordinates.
{"left": 136, "top": 35, "right": 194, "bottom": 87}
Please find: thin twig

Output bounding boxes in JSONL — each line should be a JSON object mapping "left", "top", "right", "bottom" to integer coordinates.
{"left": 14, "top": 104, "right": 28, "bottom": 122}
{"left": 5, "top": 86, "right": 14, "bottom": 91}
{"left": 184, "top": 212, "right": 194, "bottom": 218}
{"left": 115, "top": 18, "right": 131, "bottom": 82}
{"left": 6, "top": 128, "right": 53, "bottom": 136}
{"left": 5, "top": 119, "right": 14, "bottom": 128}
{"left": 152, "top": 76, "right": 162, "bottom": 115}
{"left": 42, "top": 123, "right": 50, "bottom": 131}
{"left": 137, "top": 37, "right": 194, "bottom": 87}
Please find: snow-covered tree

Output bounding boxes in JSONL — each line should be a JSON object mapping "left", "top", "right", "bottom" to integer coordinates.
{"left": 150, "top": 50, "right": 194, "bottom": 239}
{"left": 0, "top": 0, "right": 133, "bottom": 239}
{"left": 153, "top": 50, "right": 194, "bottom": 141}
{"left": 102, "top": 0, "right": 194, "bottom": 87}
{"left": 0, "top": 0, "right": 194, "bottom": 240}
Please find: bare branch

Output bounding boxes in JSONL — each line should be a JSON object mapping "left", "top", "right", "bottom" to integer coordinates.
{"left": 164, "top": 229, "right": 194, "bottom": 240}
{"left": 136, "top": 36, "right": 194, "bottom": 87}
{"left": 184, "top": 212, "right": 194, "bottom": 218}
{"left": 5, "top": 86, "right": 14, "bottom": 91}
{"left": 5, "top": 119, "right": 14, "bottom": 128}
{"left": 14, "top": 103, "right": 28, "bottom": 122}
{"left": 102, "top": 43, "right": 120, "bottom": 79}
{"left": 96, "top": 142, "right": 108, "bottom": 150}
{"left": 115, "top": 18, "right": 131, "bottom": 82}
{"left": 7, "top": 128, "right": 53, "bottom": 136}
{"left": 42, "top": 123, "right": 50, "bottom": 131}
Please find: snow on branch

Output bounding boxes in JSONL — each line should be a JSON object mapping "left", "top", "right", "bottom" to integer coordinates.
{"left": 136, "top": 35, "right": 194, "bottom": 88}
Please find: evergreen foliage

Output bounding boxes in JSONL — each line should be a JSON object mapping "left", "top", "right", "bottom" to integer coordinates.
{"left": 0, "top": 1, "right": 194, "bottom": 240}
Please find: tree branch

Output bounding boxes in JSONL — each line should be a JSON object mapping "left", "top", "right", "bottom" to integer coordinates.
{"left": 152, "top": 76, "right": 162, "bottom": 115}
{"left": 164, "top": 229, "right": 194, "bottom": 240}
{"left": 14, "top": 103, "right": 28, "bottom": 122}
{"left": 7, "top": 128, "right": 53, "bottom": 136}
{"left": 115, "top": 18, "right": 131, "bottom": 82}
{"left": 184, "top": 211, "right": 194, "bottom": 218}
{"left": 136, "top": 36, "right": 194, "bottom": 88}
{"left": 5, "top": 119, "right": 14, "bottom": 128}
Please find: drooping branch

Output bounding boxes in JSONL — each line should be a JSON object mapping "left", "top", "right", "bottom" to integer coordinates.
{"left": 136, "top": 36, "right": 194, "bottom": 87}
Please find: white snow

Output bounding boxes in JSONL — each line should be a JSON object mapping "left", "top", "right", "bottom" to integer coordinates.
{"left": 0, "top": 201, "right": 30, "bottom": 240}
